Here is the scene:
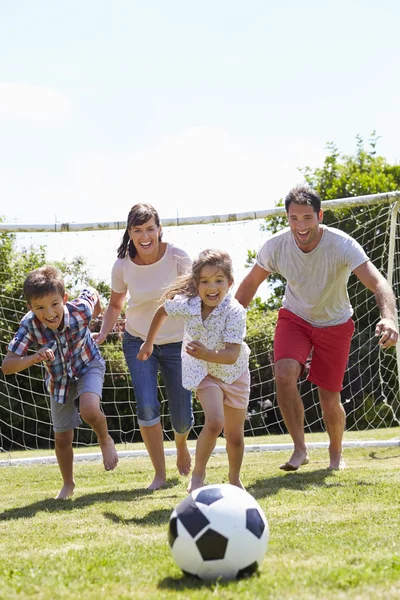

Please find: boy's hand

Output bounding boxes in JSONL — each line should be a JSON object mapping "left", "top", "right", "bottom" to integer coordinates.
{"left": 34, "top": 347, "right": 55, "bottom": 363}
{"left": 137, "top": 342, "right": 154, "bottom": 361}
{"left": 185, "top": 340, "right": 208, "bottom": 360}
{"left": 93, "top": 332, "right": 107, "bottom": 345}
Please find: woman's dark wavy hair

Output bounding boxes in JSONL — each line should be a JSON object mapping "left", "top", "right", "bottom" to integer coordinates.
{"left": 163, "top": 248, "right": 234, "bottom": 300}
{"left": 284, "top": 185, "right": 321, "bottom": 214}
{"left": 117, "top": 204, "right": 163, "bottom": 259}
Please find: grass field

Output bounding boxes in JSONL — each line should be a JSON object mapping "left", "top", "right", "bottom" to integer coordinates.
{"left": 0, "top": 430, "right": 399, "bottom": 600}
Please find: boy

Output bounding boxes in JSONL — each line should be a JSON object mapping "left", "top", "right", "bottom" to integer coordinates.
{"left": 1, "top": 265, "right": 118, "bottom": 499}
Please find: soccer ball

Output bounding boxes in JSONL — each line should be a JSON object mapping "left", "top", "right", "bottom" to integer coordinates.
{"left": 168, "top": 483, "right": 269, "bottom": 581}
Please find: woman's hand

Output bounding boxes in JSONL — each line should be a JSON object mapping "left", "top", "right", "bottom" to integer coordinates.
{"left": 93, "top": 332, "right": 107, "bottom": 345}
{"left": 137, "top": 342, "right": 154, "bottom": 361}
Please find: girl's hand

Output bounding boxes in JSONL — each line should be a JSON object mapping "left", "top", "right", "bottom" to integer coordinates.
{"left": 185, "top": 340, "right": 208, "bottom": 361}
{"left": 137, "top": 342, "right": 154, "bottom": 361}
{"left": 34, "top": 347, "right": 55, "bottom": 363}
{"left": 92, "top": 332, "right": 107, "bottom": 345}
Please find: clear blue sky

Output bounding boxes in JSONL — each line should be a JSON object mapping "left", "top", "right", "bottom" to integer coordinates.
{"left": 1, "top": 0, "right": 399, "bottom": 224}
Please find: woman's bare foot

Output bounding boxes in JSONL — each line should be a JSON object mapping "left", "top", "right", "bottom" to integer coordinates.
{"left": 147, "top": 475, "right": 167, "bottom": 490}
{"left": 279, "top": 449, "right": 309, "bottom": 472}
{"left": 176, "top": 444, "right": 191, "bottom": 476}
{"left": 55, "top": 482, "right": 75, "bottom": 500}
{"left": 100, "top": 436, "right": 119, "bottom": 471}
{"left": 187, "top": 474, "right": 205, "bottom": 493}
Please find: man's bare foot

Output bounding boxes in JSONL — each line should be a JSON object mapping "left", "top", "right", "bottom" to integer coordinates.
{"left": 187, "top": 474, "right": 205, "bottom": 493}
{"left": 55, "top": 482, "right": 75, "bottom": 500}
{"left": 100, "top": 436, "right": 118, "bottom": 471}
{"left": 229, "top": 478, "right": 245, "bottom": 490}
{"left": 328, "top": 456, "right": 346, "bottom": 470}
{"left": 176, "top": 444, "right": 191, "bottom": 476}
{"left": 279, "top": 450, "right": 309, "bottom": 472}
{"left": 147, "top": 475, "right": 167, "bottom": 490}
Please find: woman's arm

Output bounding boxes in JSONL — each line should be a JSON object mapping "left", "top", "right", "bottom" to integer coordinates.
{"left": 92, "top": 289, "right": 127, "bottom": 344}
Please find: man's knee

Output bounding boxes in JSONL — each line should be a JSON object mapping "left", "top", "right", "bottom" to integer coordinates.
{"left": 274, "top": 359, "right": 302, "bottom": 385}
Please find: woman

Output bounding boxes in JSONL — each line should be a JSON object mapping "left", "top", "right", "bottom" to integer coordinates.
{"left": 95, "top": 204, "right": 193, "bottom": 489}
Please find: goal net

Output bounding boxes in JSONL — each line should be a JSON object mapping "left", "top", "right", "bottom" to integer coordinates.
{"left": 1, "top": 192, "right": 399, "bottom": 457}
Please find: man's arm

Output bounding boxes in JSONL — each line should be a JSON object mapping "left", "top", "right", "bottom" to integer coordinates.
{"left": 235, "top": 264, "right": 271, "bottom": 308}
{"left": 353, "top": 261, "right": 399, "bottom": 348}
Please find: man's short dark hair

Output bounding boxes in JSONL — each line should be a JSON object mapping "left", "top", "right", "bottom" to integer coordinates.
{"left": 23, "top": 265, "right": 65, "bottom": 304}
{"left": 284, "top": 186, "right": 321, "bottom": 214}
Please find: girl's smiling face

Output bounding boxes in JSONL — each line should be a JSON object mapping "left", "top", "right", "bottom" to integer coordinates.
{"left": 197, "top": 265, "right": 232, "bottom": 310}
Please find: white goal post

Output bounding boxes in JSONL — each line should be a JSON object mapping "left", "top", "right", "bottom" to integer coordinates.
{"left": 1, "top": 191, "right": 399, "bottom": 463}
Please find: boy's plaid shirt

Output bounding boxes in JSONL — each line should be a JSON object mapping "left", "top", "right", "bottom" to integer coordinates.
{"left": 8, "top": 289, "right": 102, "bottom": 404}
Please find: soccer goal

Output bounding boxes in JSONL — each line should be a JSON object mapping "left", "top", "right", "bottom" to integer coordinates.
{"left": 0, "top": 191, "right": 399, "bottom": 463}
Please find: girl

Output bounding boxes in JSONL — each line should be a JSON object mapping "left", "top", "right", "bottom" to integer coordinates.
{"left": 137, "top": 249, "right": 250, "bottom": 492}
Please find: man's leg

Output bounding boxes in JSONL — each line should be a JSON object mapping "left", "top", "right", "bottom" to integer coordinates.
{"left": 275, "top": 358, "right": 309, "bottom": 471}
{"left": 318, "top": 387, "right": 346, "bottom": 470}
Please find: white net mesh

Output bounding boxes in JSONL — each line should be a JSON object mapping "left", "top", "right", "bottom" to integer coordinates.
{"left": 1, "top": 194, "right": 399, "bottom": 452}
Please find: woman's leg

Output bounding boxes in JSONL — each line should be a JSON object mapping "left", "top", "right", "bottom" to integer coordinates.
{"left": 123, "top": 333, "right": 166, "bottom": 489}
{"left": 187, "top": 385, "right": 224, "bottom": 493}
{"left": 223, "top": 405, "right": 247, "bottom": 489}
{"left": 159, "top": 342, "right": 193, "bottom": 477}
{"left": 54, "top": 429, "right": 75, "bottom": 499}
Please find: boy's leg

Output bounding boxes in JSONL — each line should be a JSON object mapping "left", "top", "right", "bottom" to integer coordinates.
{"left": 159, "top": 342, "right": 193, "bottom": 477}
{"left": 223, "top": 405, "right": 247, "bottom": 489}
{"left": 79, "top": 392, "right": 118, "bottom": 471}
{"left": 54, "top": 429, "right": 75, "bottom": 499}
{"left": 188, "top": 384, "right": 224, "bottom": 493}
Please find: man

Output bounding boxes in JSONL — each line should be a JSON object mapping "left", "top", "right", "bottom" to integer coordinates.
{"left": 235, "top": 186, "right": 398, "bottom": 471}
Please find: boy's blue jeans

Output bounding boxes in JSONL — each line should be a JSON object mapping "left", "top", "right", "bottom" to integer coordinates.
{"left": 122, "top": 331, "right": 193, "bottom": 433}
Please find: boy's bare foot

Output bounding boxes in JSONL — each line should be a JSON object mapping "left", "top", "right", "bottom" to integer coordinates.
{"left": 176, "top": 444, "right": 191, "bottom": 476}
{"left": 100, "top": 436, "right": 118, "bottom": 471}
{"left": 187, "top": 474, "right": 205, "bottom": 493}
{"left": 55, "top": 482, "right": 75, "bottom": 500}
{"left": 328, "top": 456, "right": 346, "bottom": 470}
{"left": 147, "top": 475, "right": 167, "bottom": 490}
{"left": 279, "top": 450, "right": 309, "bottom": 472}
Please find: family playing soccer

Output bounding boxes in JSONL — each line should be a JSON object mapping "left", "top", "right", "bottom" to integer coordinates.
{"left": 1, "top": 186, "right": 398, "bottom": 498}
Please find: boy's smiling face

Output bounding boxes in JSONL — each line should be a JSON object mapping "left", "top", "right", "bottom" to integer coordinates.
{"left": 28, "top": 292, "right": 68, "bottom": 330}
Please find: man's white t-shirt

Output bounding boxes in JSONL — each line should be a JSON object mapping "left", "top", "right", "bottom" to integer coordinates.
{"left": 256, "top": 225, "right": 369, "bottom": 327}
{"left": 111, "top": 243, "right": 191, "bottom": 344}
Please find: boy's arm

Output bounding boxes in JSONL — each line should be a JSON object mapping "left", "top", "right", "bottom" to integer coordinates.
{"left": 137, "top": 306, "right": 169, "bottom": 360}
{"left": 1, "top": 347, "right": 55, "bottom": 375}
{"left": 185, "top": 341, "right": 241, "bottom": 365}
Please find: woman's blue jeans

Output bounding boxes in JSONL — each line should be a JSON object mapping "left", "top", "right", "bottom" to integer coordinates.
{"left": 122, "top": 331, "right": 193, "bottom": 433}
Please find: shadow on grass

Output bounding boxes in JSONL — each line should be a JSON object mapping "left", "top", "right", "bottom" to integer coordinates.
{"left": 103, "top": 507, "right": 172, "bottom": 526}
{"left": 0, "top": 477, "right": 180, "bottom": 522}
{"left": 158, "top": 574, "right": 239, "bottom": 592}
{"left": 369, "top": 450, "right": 400, "bottom": 460}
{"left": 248, "top": 468, "right": 344, "bottom": 499}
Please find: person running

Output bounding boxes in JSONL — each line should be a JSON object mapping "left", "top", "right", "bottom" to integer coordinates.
{"left": 138, "top": 249, "right": 250, "bottom": 492}
{"left": 235, "top": 185, "right": 398, "bottom": 471}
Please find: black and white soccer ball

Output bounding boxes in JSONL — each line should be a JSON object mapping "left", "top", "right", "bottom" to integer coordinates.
{"left": 168, "top": 483, "right": 269, "bottom": 581}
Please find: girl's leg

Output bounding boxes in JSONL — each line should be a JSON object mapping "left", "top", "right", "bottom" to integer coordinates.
{"left": 54, "top": 429, "right": 75, "bottom": 499}
{"left": 80, "top": 392, "right": 118, "bottom": 471}
{"left": 223, "top": 405, "right": 247, "bottom": 489}
{"left": 188, "top": 385, "right": 224, "bottom": 493}
{"left": 159, "top": 342, "right": 193, "bottom": 477}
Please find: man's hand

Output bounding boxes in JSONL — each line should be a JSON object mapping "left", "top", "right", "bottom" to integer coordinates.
{"left": 375, "top": 318, "right": 399, "bottom": 348}
{"left": 33, "top": 347, "right": 55, "bottom": 363}
{"left": 137, "top": 342, "right": 154, "bottom": 361}
{"left": 92, "top": 332, "right": 107, "bottom": 345}
{"left": 185, "top": 340, "right": 209, "bottom": 361}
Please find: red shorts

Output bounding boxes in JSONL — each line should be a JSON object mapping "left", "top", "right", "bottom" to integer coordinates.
{"left": 274, "top": 308, "right": 355, "bottom": 392}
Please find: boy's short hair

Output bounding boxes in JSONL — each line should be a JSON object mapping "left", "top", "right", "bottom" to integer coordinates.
{"left": 23, "top": 266, "right": 65, "bottom": 304}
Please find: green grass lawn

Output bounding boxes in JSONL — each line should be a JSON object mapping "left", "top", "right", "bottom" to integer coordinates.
{"left": 0, "top": 432, "right": 399, "bottom": 599}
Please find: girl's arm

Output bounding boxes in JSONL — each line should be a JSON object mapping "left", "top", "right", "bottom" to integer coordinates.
{"left": 185, "top": 341, "right": 241, "bottom": 364}
{"left": 92, "top": 289, "right": 126, "bottom": 344}
{"left": 137, "top": 305, "right": 168, "bottom": 360}
{"left": 1, "top": 347, "right": 55, "bottom": 375}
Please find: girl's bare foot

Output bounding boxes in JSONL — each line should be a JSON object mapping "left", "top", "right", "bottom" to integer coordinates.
{"left": 55, "top": 482, "right": 75, "bottom": 500}
{"left": 176, "top": 444, "right": 191, "bottom": 476}
{"left": 187, "top": 474, "right": 205, "bottom": 493}
{"left": 100, "top": 436, "right": 119, "bottom": 471}
{"left": 147, "top": 475, "right": 166, "bottom": 490}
